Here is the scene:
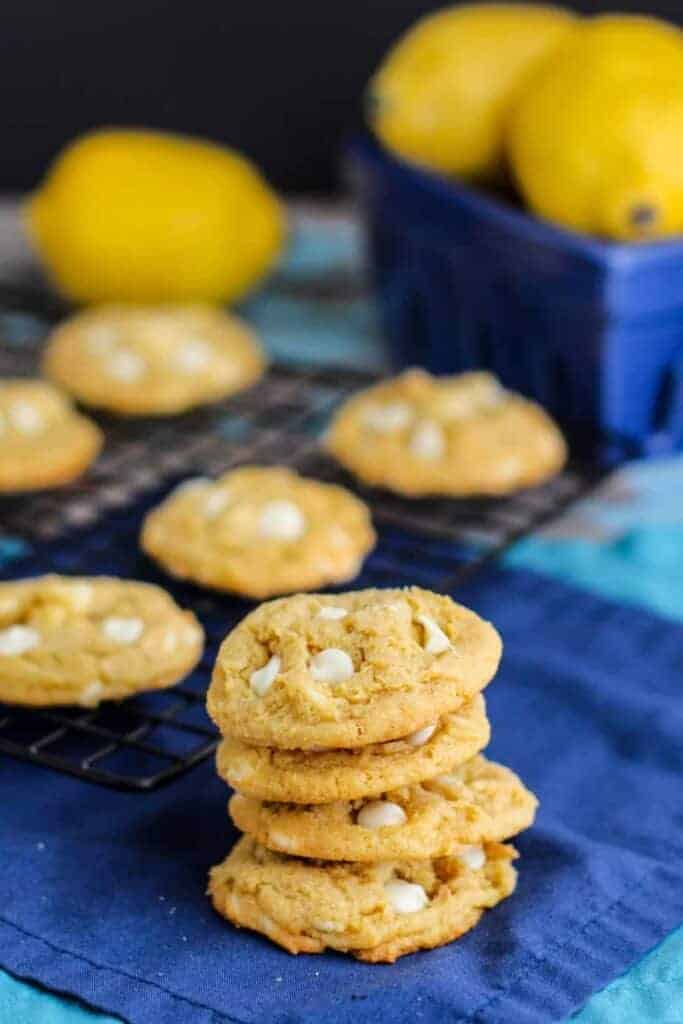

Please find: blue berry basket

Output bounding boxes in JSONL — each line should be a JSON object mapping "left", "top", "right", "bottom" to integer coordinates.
{"left": 349, "top": 135, "right": 683, "bottom": 463}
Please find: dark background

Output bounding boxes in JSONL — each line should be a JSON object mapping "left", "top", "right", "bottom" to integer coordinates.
{"left": 2, "top": 0, "right": 682, "bottom": 194}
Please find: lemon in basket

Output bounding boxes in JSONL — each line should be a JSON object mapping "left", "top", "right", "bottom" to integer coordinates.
{"left": 24, "top": 129, "right": 285, "bottom": 304}
{"left": 367, "top": 3, "right": 576, "bottom": 180}
{"left": 507, "top": 15, "right": 683, "bottom": 241}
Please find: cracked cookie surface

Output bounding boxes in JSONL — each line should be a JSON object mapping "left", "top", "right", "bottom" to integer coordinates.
{"left": 43, "top": 304, "right": 265, "bottom": 416}
{"left": 0, "top": 379, "right": 102, "bottom": 492}
{"left": 141, "top": 466, "right": 376, "bottom": 599}
{"left": 0, "top": 575, "right": 204, "bottom": 706}
{"left": 216, "top": 694, "right": 490, "bottom": 802}
{"left": 208, "top": 836, "right": 517, "bottom": 961}
{"left": 207, "top": 587, "right": 501, "bottom": 749}
{"left": 229, "top": 754, "right": 537, "bottom": 860}
{"left": 326, "top": 368, "right": 567, "bottom": 496}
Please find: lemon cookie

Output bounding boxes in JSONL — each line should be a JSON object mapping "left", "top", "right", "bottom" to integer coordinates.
{"left": 42, "top": 305, "right": 265, "bottom": 416}
{"left": 141, "top": 466, "right": 376, "bottom": 599}
{"left": 216, "top": 694, "right": 490, "bottom": 803}
{"left": 0, "top": 575, "right": 204, "bottom": 707}
{"left": 0, "top": 380, "right": 102, "bottom": 492}
{"left": 207, "top": 588, "right": 501, "bottom": 749}
{"left": 208, "top": 836, "right": 517, "bottom": 961}
{"left": 326, "top": 368, "right": 567, "bottom": 496}
{"left": 229, "top": 755, "right": 536, "bottom": 861}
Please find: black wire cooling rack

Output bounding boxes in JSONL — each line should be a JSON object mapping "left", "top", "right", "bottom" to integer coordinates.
{"left": 0, "top": 297, "right": 602, "bottom": 791}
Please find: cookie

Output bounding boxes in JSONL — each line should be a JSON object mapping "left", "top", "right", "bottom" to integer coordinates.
{"left": 0, "top": 575, "right": 204, "bottom": 707}
{"left": 42, "top": 304, "right": 265, "bottom": 416}
{"left": 208, "top": 836, "right": 517, "bottom": 961}
{"left": 0, "top": 379, "right": 102, "bottom": 492}
{"left": 216, "top": 695, "right": 490, "bottom": 803}
{"left": 229, "top": 754, "right": 536, "bottom": 861}
{"left": 207, "top": 588, "right": 501, "bottom": 749}
{"left": 141, "top": 466, "right": 376, "bottom": 599}
{"left": 326, "top": 368, "right": 567, "bottom": 497}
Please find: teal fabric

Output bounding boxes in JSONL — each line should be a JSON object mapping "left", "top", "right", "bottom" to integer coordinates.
{"left": 505, "top": 456, "right": 683, "bottom": 625}
{"left": 0, "top": 972, "right": 117, "bottom": 1024}
{"left": 242, "top": 213, "right": 389, "bottom": 372}
{"left": 3, "top": 214, "right": 683, "bottom": 1024}
{"left": 6, "top": 926, "right": 682, "bottom": 1024}
{"left": 504, "top": 453, "right": 683, "bottom": 1021}
{"left": 571, "top": 929, "right": 683, "bottom": 1024}
{"left": 0, "top": 535, "right": 29, "bottom": 564}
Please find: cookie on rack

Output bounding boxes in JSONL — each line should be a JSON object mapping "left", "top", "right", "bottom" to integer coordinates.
{"left": 216, "top": 694, "right": 490, "bottom": 803}
{"left": 0, "top": 379, "right": 102, "bottom": 492}
{"left": 325, "top": 368, "right": 567, "bottom": 496}
{"left": 0, "top": 575, "right": 204, "bottom": 707}
{"left": 228, "top": 754, "right": 537, "bottom": 861}
{"left": 42, "top": 304, "right": 265, "bottom": 416}
{"left": 140, "top": 466, "right": 376, "bottom": 599}
{"left": 207, "top": 587, "right": 501, "bottom": 749}
{"left": 208, "top": 835, "right": 517, "bottom": 962}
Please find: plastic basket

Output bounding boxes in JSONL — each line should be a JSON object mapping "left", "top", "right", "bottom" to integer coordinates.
{"left": 349, "top": 135, "right": 683, "bottom": 463}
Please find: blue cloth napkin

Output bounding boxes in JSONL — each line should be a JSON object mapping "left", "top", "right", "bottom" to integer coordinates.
{"left": 2, "top": 522, "right": 683, "bottom": 1024}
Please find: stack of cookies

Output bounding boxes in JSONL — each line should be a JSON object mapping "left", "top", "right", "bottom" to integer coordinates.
{"left": 207, "top": 586, "right": 537, "bottom": 962}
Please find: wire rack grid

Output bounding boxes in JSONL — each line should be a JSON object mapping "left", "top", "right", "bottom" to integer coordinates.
{"left": 0, "top": 307, "right": 602, "bottom": 791}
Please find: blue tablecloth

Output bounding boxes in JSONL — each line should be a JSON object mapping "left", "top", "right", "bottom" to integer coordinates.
{"left": 2, "top": 210, "right": 683, "bottom": 1023}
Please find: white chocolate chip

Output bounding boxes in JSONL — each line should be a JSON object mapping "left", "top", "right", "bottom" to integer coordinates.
{"left": 317, "top": 606, "right": 348, "bottom": 621}
{"left": 433, "top": 391, "right": 478, "bottom": 421}
{"left": 259, "top": 914, "right": 276, "bottom": 933}
{"left": 384, "top": 879, "right": 428, "bottom": 914}
{"left": 496, "top": 454, "right": 523, "bottom": 482}
{"left": 227, "top": 762, "right": 251, "bottom": 782}
{"left": 410, "top": 419, "right": 445, "bottom": 460}
{"left": 46, "top": 580, "right": 93, "bottom": 612}
{"left": 436, "top": 376, "right": 504, "bottom": 419}
{"left": 458, "top": 845, "right": 486, "bottom": 871}
{"left": 0, "top": 625, "right": 40, "bottom": 655}
{"left": 474, "top": 375, "right": 505, "bottom": 408}
{"left": 329, "top": 526, "right": 350, "bottom": 548}
{"left": 204, "top": 490, "right": 231, "bottom": 518}
{"left": 258, "top": 500, "right": 306, "bottom": 541}
{"left": 105, "top": 349, "right": 146, "bottom": 381}
{"left": 101, "top": 617, "right": 144, "bottom": 645}
{"left": 85, "top": 324, "right": 119, "bottom": 354}
{"left": 62, "top": 582, "right": 93, "bottom": 612}
{"left": 269, "top": 831, "right": 298, "bottom": 852}
{"left": 434, "top": 773, "right": 462, "bottom": 787}
{"left": 250, "top": 654, "right": 281, "bottom": 696}
{"left": 79, "top": 681, "right": 104, "bottom": 708}
{"left": 313, "top": 920, "right": 343, "bottom": 933}
{"left": 301, "top": 685, "right": 330, "bottom": 709}
{"left": 416, "top": 614, "right": 451, "bottom": 655}
{"left": 161, "top": 630, "right": 178, "bottom": 655}
{"left": 136, "top": 314, "right": 182, "bottom": 344}
{"left": 363, "top": 401, "right": 413, "bottom": 433}
{"left": 405, "top": 722, "right": 437, "bottom": 746}
{"left": 9, "top": 401, "right": 44, "bottom": 435}
{"left": 182, "top": 621, "right": 202, "bottom": 645}
{"left": 356, "top": 800, "right": 407, "bottom": 829}
{"left": 174, "top": 339, "right": 212, "bottom": 373}
{"left": 310, "top": 648, "right": 353, "bottom": 685}
{"left": 0, "top": 595, "right": 19, "bottom": 615}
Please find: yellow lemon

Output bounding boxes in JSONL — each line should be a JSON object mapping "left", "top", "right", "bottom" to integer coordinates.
{"left": 25, "top": 129, "right": 285, "bottom": 304}
{"left": 367, "top": 3, "right": 576, "bottom": 180}
{"left": 507, "top": 15, "right": 683, "bottom": 241}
